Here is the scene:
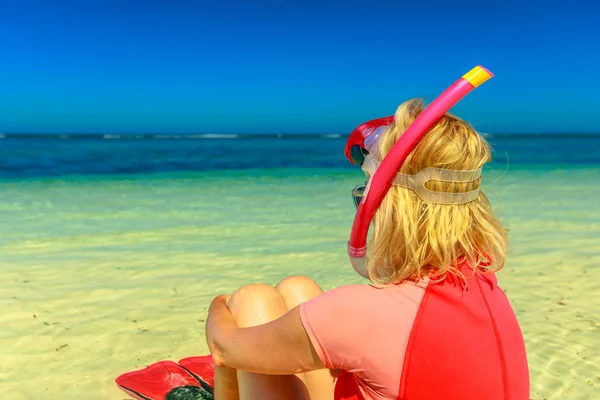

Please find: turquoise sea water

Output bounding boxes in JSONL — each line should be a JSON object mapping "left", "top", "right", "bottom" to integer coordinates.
{"left": 1, "top": 135, "right": 599, "bottom": 399}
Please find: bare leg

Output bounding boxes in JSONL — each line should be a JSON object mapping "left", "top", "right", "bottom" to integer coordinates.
{"left": 226, "top": 283, "right": 310, "bottom": 400}
{"left": 213, "top": 364, "right": 240, "bottom": 400}
{"left": 213, "top": 277, "right": 336, "bottom": 400}
{"left": 275, "top": 276, "right": 337, "bottom": 400}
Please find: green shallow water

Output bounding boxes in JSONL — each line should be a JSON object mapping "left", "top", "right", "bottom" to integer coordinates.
{"left": 1, "top": 166, "right": 599, "bottom": 399}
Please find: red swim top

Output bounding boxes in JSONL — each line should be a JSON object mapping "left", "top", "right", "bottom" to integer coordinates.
{"left": 299, "top": 263, "right": 530, "bottom": 399}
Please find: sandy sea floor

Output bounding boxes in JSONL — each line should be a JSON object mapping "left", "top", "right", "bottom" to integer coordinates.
{"left": 1, "top": 166, "right": 599, "bottom": 399}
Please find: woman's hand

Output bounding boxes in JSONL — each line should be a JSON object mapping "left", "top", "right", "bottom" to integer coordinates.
{"left": 205, "top": 294, "right": 235, "bottom": 363}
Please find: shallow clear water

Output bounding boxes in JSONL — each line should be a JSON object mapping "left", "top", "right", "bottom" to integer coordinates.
{"left": 1, "top": 136, "right": 599, "bottom": 399}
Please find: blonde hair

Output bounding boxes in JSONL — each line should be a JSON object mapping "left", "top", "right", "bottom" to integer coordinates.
{"left": 367, "top": 98, "right": 508, "bottom": 285}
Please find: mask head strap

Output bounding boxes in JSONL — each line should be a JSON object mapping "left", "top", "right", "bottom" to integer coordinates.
{"left": 361, "top": 154, "right": 482, "bottom": 205}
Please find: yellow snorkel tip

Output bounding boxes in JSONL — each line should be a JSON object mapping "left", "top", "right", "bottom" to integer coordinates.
{"left": 462, "top": 65, "right": 493, "bottom": 88}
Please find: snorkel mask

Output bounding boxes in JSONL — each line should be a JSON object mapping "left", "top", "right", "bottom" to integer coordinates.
{"left": 344, "top": 65, "right": 494, "bottom": 279}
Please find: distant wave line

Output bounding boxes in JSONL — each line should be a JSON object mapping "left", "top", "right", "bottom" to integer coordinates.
{"left": 0, "top": 133, "right": 598, "bottom": 140}
{"left": 0, "top": 133, "right": 346, "bottom": 140}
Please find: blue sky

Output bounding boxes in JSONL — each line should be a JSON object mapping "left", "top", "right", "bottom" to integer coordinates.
{"left": 0, "top": 0, "right": 598, "bottom": 134}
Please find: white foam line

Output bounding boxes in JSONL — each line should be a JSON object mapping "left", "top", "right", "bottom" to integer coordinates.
{"left": 198, "top": 134, "right": 239, "bottom": 139}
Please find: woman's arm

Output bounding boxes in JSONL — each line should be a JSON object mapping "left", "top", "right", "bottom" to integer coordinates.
{"left": 205, "top": 295, "right": 325, "bottom": 375}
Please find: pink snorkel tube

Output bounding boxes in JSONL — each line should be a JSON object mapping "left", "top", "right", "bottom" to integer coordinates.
{"left": 346, "top": 66, "right": 494, "bottom": 279}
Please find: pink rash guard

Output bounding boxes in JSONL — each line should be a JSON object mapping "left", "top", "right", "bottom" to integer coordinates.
{"left": 299, "top": 263, "right": 530, "bottom": 400}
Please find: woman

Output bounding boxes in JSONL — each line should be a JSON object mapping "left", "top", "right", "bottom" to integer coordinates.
{"left": 205, "top": 99, "right": 530, "bottom": 400}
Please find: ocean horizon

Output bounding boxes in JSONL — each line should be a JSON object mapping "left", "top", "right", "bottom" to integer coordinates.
{"left": 2, "top": 133, "right": 599, "bottom": 180}
{"left": 2, "top": 132, "right": 600, "bottom": 138}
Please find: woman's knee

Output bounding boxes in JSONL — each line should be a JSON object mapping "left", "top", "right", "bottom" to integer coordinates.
{"left": 275, "top": 275, "right": 324, "bottom": 309}
{"left": 227, "top": 283, "right": 287, "bottom": 327}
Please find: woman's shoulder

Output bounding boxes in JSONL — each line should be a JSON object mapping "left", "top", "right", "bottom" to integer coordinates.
{"left": 305, "top": 279, "right": 429, "bottom": 311}
{"left": 329, "top": 278, "right": 428, "bottom": 295}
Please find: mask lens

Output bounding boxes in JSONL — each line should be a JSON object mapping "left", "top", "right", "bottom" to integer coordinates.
{"left": 352, "top": 184, "right": 366, "bottom": 209}
{"left": 350, "top": 145, "right": 368, "bottom": 166}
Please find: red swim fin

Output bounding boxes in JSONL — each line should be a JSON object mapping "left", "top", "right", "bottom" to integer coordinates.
{"left": 178, "top": 356, "right": 215, "bottom": 388}
{"left": 116, "top": 360, "right": 208, "bottom": 400}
